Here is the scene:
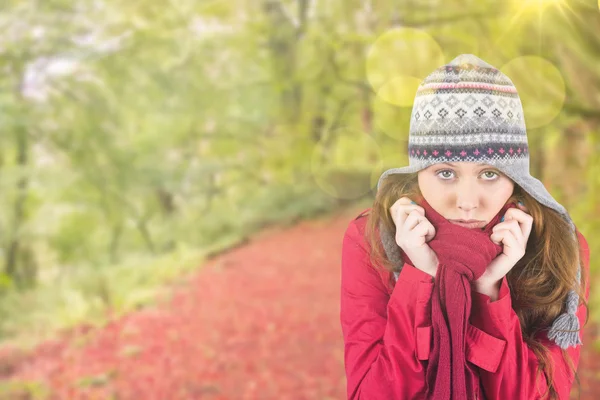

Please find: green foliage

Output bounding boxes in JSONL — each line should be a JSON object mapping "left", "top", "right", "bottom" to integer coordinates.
{"left": 0, "top": 379, "right": 49, "bottom": 400}
{"left": 0, "top": 0, "right": 598, "bottom": 353}
{"left": 76, "top": 369, "right": 117, "bottom": 388}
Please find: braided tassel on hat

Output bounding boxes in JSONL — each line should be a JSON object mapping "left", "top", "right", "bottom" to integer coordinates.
{"left": 547, "top": 224, "right": 583, "bottom": 349}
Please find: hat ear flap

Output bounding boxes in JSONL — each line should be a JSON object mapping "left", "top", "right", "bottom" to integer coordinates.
{"left": 379, "top": 219, "right": 404, "bottom": 271}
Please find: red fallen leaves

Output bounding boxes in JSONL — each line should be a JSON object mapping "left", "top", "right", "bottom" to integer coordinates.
{"left": 0, "top": 205, "right": 598, "bottom": 399}
{"left": 1, "top": 208, "right": 356, "bottom": 400}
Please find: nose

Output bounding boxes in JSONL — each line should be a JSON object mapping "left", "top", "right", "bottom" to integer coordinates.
{"left": 456, "top": 184, "right": 479, "bottom": 215}
{"left": 458, "top": 203, "right": 478, "bottom": 214}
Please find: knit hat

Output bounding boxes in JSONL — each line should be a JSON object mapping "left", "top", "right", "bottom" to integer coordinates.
{"left": 376, "top": 54, "right": 582, "bottom": 349}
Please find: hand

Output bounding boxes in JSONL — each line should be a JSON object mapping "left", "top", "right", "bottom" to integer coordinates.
{"left": 476, "top": 201, "right": 533, "bottom": 288}
{"left": 390, "top": 197, "right": 438, "bottom": 277}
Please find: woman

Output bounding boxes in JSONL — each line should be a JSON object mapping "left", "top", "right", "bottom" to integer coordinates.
{"left": 340, "top": 54, "right": 590, "bottom": 400}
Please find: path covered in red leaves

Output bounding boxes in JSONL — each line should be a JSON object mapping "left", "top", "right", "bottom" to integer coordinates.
{"left": 1, "top": 204, "right": 598, "bottom": 399}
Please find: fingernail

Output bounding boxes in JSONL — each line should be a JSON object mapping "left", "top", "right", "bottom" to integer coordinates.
{"left": 500, "top": 216, "right": 505, "bottom": 222}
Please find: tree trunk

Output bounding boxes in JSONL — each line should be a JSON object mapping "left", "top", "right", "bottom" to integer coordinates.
{"left": 5, "top": 126, "right": 30, "bottom": 289}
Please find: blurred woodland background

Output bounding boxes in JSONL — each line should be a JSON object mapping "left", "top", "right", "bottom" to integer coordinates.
{"left": 0, "top": 0, "right": 599, "bottom": 398}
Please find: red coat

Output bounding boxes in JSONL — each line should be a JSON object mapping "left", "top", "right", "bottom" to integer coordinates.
{"left": 340, "top": 208, "right": 591, "bottom": 399}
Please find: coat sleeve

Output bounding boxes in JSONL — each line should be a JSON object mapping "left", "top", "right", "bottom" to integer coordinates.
{"left": 467, "top": 229, "right": 591, "bottom": 400}
{"left": 340, "top": 219, "right": 435, "bottom": 399}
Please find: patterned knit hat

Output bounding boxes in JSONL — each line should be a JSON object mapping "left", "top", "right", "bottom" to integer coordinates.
{"left": 376, "top": 54, "right": 582, "bottom": 349}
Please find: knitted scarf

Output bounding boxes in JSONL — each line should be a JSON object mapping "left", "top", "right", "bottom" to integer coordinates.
{"left": 400, "top": 199, "right": 517, "bottom": 400}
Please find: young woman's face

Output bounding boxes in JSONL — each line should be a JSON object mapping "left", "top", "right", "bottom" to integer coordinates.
{"left": 417, "top": 162, "right": 515, "bottom": 229}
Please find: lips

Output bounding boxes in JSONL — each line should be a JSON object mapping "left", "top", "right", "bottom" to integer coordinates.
{"left": 449, "top": 220, "right": 487, "bottom": 229}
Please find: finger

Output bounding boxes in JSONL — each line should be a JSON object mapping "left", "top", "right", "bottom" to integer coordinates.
{"left": 395, "top": 206, "right": 424, "bottom": 229}
{"left": 396, "top": 196, "right": 415, "bottom": 205}
{"left": 390, "top": 203, "right": 411, "bottom": 226}
{"left": 491, "top": 226, "right": 512, "bottom": 243}
{"left": 412, "top": 219, "right": 433, "bottom": 239}
{"left": 422, "top": 220, "right": 436, "bottom": 242}
{"left": 498, "top": 230, "right": 522, "bottom": 255}
{"left": 395, "top": 197, "right": 424, "bottom": 212}
{"left": 408, "top": 217, "right": 436, "bottom": 244}
{"left": 504, "top": 219, "right": 524, "bottom": 245}
{"left": 404, "top": 210, "right": 424, "bottom": 232}
{"left": 491, "top": 228, "right": 524, "bottom": 256}
{"left": 493, "top": 219, "right": 524, "bottom": 243}
{"left": 406, "top": 206, "right": 425, "bottom": 219}
{"left": 516, "top": 204, "right": 533, "bottom": 240}
{"left": 490, "top": 230, "right": 502, "bottom": 244}
{"left": 504, "top": 208, "right": 533, "bottom": 240}
{"left": 491, "top": 226, "right": 510, "bottom": 242}
{"left": 390, "top": 198, "right": 424, "bottom": 225}
{"left": 491, "top": 229, "right": 513, "bottom": 245}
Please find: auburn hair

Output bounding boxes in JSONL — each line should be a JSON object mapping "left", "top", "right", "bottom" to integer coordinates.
{"left": 363, "top": 172, "right": 589, "bottom": 400}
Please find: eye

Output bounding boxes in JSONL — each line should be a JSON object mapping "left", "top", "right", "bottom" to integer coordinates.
{"left": 436, "top": 169, "right": 454, "bottom": 180}
{"left": 482, "top": 171, "right": 499, "bottom": 180}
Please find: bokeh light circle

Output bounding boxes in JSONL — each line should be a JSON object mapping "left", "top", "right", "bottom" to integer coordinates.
{"left": 500, "top": 56, "right": 566, "bottom": 129}
{"left": 376, "top": 75, "right": 423, "bottom": 108}
{"left": 366, "top": 27, "right": 444, "bottom": 106}
{"left": 372, "top": 94, "right": 412, "bottom": 141}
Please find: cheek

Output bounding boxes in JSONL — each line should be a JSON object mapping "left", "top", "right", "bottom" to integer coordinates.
{"left": 418, "top": 174, "right": 436, "bottom": 196}
{"left": 418, "top": 175, "right": 447, "bottom": 204}
{"left": 498, "top": 178, "right": 515, "bottom": 197}
{"left": 486, "top": 178, "right": 515, "bottom": 205}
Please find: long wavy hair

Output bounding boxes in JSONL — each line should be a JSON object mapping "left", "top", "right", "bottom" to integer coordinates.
{"left": 363, "top": 171, "right": 589, "bottom": 400}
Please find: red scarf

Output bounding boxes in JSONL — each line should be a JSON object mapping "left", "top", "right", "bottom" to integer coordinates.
{"left": 400, "top": 198, "right": 517, "bottom": 400}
